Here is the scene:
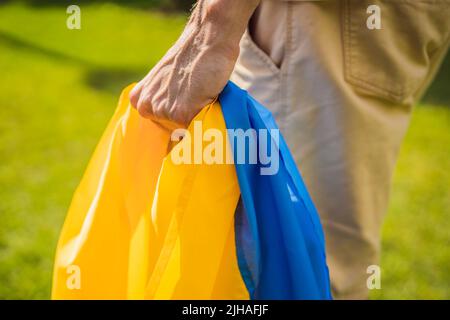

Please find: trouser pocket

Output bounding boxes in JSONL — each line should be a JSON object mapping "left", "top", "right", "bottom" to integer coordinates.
{"left": 343, "top": 0, "right": 450, "bottom": 105}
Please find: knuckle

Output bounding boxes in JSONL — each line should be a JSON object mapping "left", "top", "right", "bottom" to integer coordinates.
{"left": 129, "top": 94, "right": 139, "bottom": 109}
{"left": 137, "top": 106, "right": 152, "bottom": 119}
{"left": 137, "top": 98, "right": 153, "bottom": 118}
{"left": 129, "top": 88, "right": 141, "bottom": 109}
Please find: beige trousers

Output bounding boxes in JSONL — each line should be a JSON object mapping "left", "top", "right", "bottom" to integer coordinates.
{"left": 231, "top": 0, "right": 450, "bottom": 299}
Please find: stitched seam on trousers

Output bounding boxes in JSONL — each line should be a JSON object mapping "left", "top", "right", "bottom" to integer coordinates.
{"left": 413, "top": 28, "right": 450, "bottom": 101}
{"left": 243, "top": 31, "right": 282, "bottom": 75}
{"left": 280, "top": 2, "right": 293, "bottom": 127}
{"left": 343, "top": 0, "right": 407, "bottom": 102}
{"left": 346, "top": 0, "right": 407, "bottom": 98}
{"left": 344, "top": 0, "right": 450, "bottom": 103}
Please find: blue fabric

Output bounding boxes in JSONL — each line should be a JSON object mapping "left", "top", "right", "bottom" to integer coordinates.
{"left": 219, "top": 82, "right": 332, "bottom": 300}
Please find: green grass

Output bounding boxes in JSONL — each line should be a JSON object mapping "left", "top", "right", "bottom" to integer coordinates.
{"left": 0, "top": 2, "right": 448, "bottom": 299}
{"left": 370, "top": 106, "right": 450, "bottom": 299}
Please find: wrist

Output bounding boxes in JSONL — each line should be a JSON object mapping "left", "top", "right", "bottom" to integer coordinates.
{"left": 205, "top": 0, "right": 260, "bottom": 24}
{"left": 201, "top": 0, "right": 260, "bottom": 44}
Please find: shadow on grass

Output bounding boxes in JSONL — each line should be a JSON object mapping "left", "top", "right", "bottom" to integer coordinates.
{"left": 422, "top": 52, "right": 450, "bottom": 106}
{"left": 0, "top": 0, "right": 195, "bottom": 12}
{"left": 86, "top": 69, "right": 145, "bottom": 93}
{"left": 1, "top": 25, "right": 449, "bottom": 104}
{"left": 0, "top": 30, "right": 146, "bottom": 94}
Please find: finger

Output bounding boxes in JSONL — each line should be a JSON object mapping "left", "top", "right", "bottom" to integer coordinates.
{"left": 136, "top": 90, "right": 153, "bottom": 118}
{"left": 149, "top": 115, "right": 184, "bottom": 132}
{"left": 129, "top": 81, "right": 144, "bottom": 109}
{"left": 136, "top": 91, "right": 185, "bottom": 132}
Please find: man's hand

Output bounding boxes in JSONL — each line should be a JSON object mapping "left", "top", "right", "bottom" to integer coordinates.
{"left": 129, "top": 0, "right": 260, "bottom": 129}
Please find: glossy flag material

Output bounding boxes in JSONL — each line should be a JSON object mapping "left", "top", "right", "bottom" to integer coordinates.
{"left": 52, "top": 83, "right": 331, "bottom": 300}
{"left": 221, "top": 82, "right": 331, "bottom": 300}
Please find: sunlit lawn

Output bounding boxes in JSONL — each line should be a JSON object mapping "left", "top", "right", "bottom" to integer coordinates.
{"left": 0, "top": 2, "right": 448, "bottom": 299}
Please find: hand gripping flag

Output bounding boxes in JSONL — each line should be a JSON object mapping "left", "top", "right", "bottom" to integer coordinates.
{"left": 52, "top": 82, "right": 331, "bottom": 300}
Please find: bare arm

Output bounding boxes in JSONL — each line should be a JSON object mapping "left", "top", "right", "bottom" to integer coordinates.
{"left": 129, "top": 0, "right": 261, "bottom": 129}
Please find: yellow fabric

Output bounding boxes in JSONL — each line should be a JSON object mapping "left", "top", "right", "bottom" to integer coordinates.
{"left": 52, "top": 84, "right": 249, "bottom": 300}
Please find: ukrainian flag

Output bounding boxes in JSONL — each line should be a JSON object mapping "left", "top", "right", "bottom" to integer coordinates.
{"left": 51, "top": 82, "right": 331, "bottom": 300}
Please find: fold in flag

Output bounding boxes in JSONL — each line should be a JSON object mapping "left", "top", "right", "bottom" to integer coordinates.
{"left": 52, "top": 82, "right": 331, "bottom": 300}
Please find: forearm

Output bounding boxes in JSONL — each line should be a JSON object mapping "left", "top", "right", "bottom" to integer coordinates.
{"left": 189, "top": 0, "right": 261, "bottom": 47}
{"left": 130, "top": 0, "right": 261, "bottom": 126}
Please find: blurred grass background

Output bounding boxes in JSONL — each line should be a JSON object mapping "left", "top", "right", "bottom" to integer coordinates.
{"left": 0, "top": 1, "right": 448, "bottom": 299}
